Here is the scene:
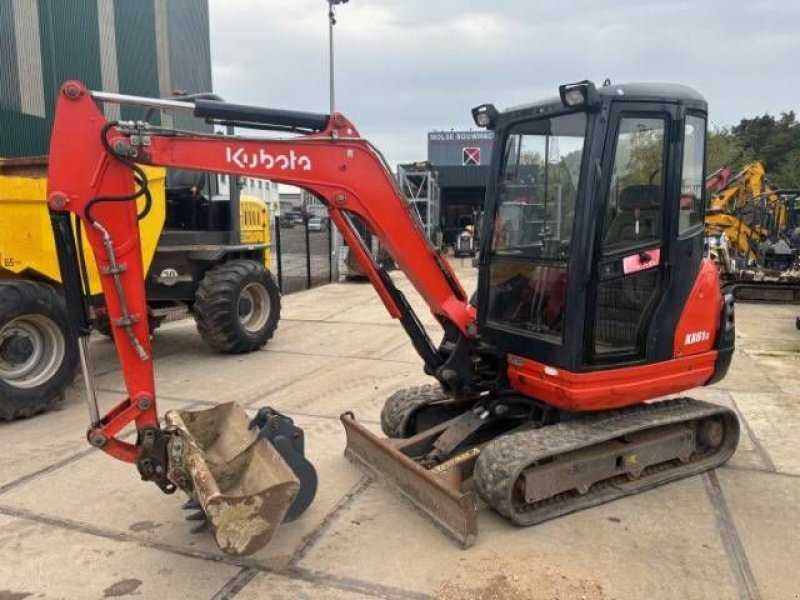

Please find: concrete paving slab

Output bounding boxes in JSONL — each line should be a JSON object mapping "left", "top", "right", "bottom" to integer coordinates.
{"left": 0, "top": 413, "right": 362, "bottom": 569}
{"left": 325, "top": 275, "right": 448, "bottom": 329}
{"left": 234, "top": 571, "right": 376, "bottom": 600}
{"left": 730, "top": 391, "right": 800, "bottom": 475}
{"left": 0, "top": 390, "right": 125, "bottom": 489}
{"left": 279, "top": 284, "right": 376, "bottom": 321}
{"left": 85, "top": 321, "right": 215, "bottom": 376}
{"left": 297, "top": 475, "right": 740, "bottom": 599}
{"left": 93, "top": 343, "right": 330, "bottom": 406}
{"left": 378, "top": 340, "right": 425, "bottom": 365}
{"left": 744, "top": 350, "right": 800, "bottom": 396}
{"left": 0, "top": 513, "right": 240, "bottom": 600}
{"left": 734, "top": 303, "right": 798, "bottom": 343}
{"left": 329, "top": 299, "right": 440, "bottom": 329}
{"left": 717, "top": 469, "right": 800, "bottom": 600}
{"left": 264, "top": 320, "right": 408, "bottom": 360}
{"left": 258, "top": 357, "right": 430, "bottom": 422}
{"left": 711, "top": 349, "right": 781, "bottom": 393}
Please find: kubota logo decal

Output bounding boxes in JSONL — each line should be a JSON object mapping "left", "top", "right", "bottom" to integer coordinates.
{"left": 225, "top": 147, "right": 312, "bottom": 171}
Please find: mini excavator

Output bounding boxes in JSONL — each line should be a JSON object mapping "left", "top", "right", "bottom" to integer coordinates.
{"left": 47, "top": 79, "right": 739, "bottom": 555}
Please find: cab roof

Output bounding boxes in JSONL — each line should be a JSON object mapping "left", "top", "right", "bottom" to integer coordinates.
{"left": 504, "top": 81, "right": 707, "bottom": 118}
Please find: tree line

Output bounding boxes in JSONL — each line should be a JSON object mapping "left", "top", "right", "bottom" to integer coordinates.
{"left": 707, "top": 111, "right": 800, "bottom": 189}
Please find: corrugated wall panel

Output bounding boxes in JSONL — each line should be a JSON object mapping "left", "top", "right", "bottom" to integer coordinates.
{"left": 14, "top": 0, "right": 45, "bottom": 118}
{"left": 167, "top": 0, "right": 212, "bottom": 133}
{"left": 40, "top": 0, "right": 104, "bottom": 111}
{"left": 167, "top": 0, "right": 211, "bottom": 94}
{"left": 113, "top": 0, "right": 160, "bottom": 122}
{"left": 0, "top": 0, "right": 210, "bottom": 157}
{"left": 0, "top": 0, "right": 22, "bottom": 112}
{"left": 96, "top": 0, "right": 120, "bottom": 120}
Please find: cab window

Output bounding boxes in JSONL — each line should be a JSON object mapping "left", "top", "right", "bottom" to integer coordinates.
{"left": 487, "top": 112, "right": 587, "bottom": 343}
{"left": 602, "top": 117, "right": 666, "bottom": 250}
{"left": 679, "top": 115, "right": 706, "bottom": 233}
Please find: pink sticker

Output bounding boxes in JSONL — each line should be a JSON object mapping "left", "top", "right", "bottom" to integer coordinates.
{"left": 622, "top": 248, "right": 660, "bottom": 274}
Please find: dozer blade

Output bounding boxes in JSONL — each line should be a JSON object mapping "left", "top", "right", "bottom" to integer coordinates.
{"left": 340, "top": 411, "right": 479, "bottom": 548}
{"left": 165, "top": 403, "right": 300, "bottom": 556}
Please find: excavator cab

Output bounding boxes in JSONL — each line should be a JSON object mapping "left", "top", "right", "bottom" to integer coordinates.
{"left": 474, "top": 82, "right": 732, "bottom": 407}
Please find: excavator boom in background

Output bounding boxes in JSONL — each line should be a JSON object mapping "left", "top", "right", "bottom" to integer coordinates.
{"left": 705, "top": 161, "right": 800, "bottom": 302}
{"left": 47, "top": 79, "right": 739, "bottom": 554}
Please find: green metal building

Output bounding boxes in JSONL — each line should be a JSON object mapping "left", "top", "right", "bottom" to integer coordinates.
{"left": 0, "top": 0, "right": 212, "bottom": 157}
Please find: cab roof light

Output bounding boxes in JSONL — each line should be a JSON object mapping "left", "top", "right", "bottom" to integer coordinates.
{"left": 558, "top": 80, "right": 600, "bottom": 110}
{"left": 471, "top": 103, "right": 499, "bottom": 130}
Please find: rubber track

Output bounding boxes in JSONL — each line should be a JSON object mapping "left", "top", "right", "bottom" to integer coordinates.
{"left": 380, "top": 384, "right": 451, "bottom": 438}
{"left": 474, "top": 397, "right": 740, "bottom": 525}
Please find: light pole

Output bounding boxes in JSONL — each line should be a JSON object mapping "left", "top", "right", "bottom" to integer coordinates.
{"left": 327, "top": 0, "right": 347, "bottom": 282}
{"left": 327, "top": 0, "right": 348, "bottom": 116}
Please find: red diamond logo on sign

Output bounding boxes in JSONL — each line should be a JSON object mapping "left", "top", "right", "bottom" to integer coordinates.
{"left": 462, "top": 147, "right": 480, "bottom": 166}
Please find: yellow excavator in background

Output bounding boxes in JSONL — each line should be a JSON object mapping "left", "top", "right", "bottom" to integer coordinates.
{"left": 704, "top": 161, "right": 800, "bottom": 301}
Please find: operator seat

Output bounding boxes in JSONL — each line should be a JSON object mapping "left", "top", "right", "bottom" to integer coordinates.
{"left": 166, "top": 169, "right": 211, "bottom": 230}
{"left": 604, "top": 184, "right": 662, "bottom": 245}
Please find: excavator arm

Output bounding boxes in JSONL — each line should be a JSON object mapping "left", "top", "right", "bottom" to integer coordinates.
{"left": 47, "top": 81, "right": 475, "bottom": 466}
{"left": 47, "top": 81, "right": 483, "bottom": 555}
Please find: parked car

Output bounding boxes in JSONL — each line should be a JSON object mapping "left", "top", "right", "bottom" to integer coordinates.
{"left": 308, "top": 216, "right": 327, "bottom": 232}
{"left": 282, "top": 211, "right": 303, "bottom": 226}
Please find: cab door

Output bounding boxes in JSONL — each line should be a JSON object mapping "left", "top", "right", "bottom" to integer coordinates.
{"left": 588, "top": 104, "right": 678, "bottom": 363}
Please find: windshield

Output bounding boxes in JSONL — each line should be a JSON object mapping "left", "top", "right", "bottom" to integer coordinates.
{"left": 493, "top": 112, "right": 587, "bottom": 260}
{"left": 486, "top": 112, "right": 587, "bottom": 344}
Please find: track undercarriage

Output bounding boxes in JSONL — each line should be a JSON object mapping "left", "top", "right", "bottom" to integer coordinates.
{"left": 342, "top": 385, "right": 740, "bottom": 547}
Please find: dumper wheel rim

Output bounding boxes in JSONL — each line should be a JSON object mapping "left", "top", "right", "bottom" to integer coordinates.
{"left": 0, "top": 314, "right": 65, "bottom": 388}
{"left": 0, "top": 280, "right": 78, "bottom": 420}
{"left": 194, "top": 259, "right": 281, "bottom": 354}
{"left": 238, "top": 281, "right": 271, "bottom": 334}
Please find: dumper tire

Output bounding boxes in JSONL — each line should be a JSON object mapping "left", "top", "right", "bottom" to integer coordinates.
{"left": 194, "top": 259, "right": 281, "bottom": 354}
{"left": 0, "top": 280, "right": 78, "bottom": 420}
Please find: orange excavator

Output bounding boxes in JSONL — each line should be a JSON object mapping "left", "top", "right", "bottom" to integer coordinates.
{"left": 47, "top": 79, "right": 739, "bottom": 556}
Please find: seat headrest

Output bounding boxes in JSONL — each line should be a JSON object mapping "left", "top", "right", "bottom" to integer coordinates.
{"left": 619, "top": 185, "right": 661, "bottom": 210}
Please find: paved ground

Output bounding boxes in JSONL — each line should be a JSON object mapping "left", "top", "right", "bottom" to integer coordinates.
{"left": 0, "top": 261, "right": 798, "bottom": 600}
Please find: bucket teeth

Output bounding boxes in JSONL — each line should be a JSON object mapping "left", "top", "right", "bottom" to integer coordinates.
{"left": 164, "top": 402, "right": 302, "bottom": 556}
{"left": 190, "top": 520, "right": 210, "bottom": 535}
{"left": 182, "top": 499, "right": 201, "bottom": 510}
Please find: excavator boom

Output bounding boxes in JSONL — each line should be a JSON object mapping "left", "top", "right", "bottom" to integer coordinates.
{"left": 47, "top": 81, "right": 477, "bottom": 555}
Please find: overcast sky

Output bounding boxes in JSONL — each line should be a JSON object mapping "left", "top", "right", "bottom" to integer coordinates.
{"left": 208, "top": 0, "right": 799, "bottom": 164}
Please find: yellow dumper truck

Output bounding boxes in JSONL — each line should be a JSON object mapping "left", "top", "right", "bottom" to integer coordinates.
{"left": 0, "top": 158, "right": 279, "bottom": 419}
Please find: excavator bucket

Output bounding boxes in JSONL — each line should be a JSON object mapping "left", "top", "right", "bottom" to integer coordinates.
{"left": 165, "top": 403, "right": 301, "bottom": 556}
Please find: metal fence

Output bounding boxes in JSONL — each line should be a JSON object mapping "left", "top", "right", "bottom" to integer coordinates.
{"left": 269, "top": 212, "right": 333, "bottom": 295}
